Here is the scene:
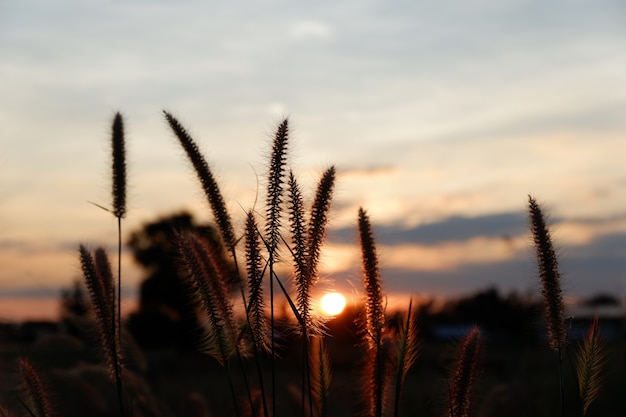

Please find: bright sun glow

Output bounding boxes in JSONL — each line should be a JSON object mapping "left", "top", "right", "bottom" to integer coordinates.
{"left": 320, "top": 292, "right": 346, "bottom": 316}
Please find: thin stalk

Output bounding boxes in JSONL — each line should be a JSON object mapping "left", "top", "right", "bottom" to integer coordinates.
{"left": 268, "top": 260, "right": 276, "bottom": 416}
{"left": 558, "top": 346, "right": 565, "bottom": 417}
{"left": 244, "top": 212, "right": 271, "bottom": 417}
{"left": 528, "top": 195, "right": 567, "bottom": 417}
{"left": 116, "top": 217, "right": 124, "bottom": 417}
{"left": 110, "top": 112, "right": 126, "bottom": 417}
{"left": 393, "top": 299, "right": 419, "bottom": 417}
{"left": 265, "top": 119, "right": 289, "bottom": 417}
{"left": 358, "top": 208, "right": 385, "bottom": 417}
{"left": 448, "top": 327, "right": 482, "bottom": 417}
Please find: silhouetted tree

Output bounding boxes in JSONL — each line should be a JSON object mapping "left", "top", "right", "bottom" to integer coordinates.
{"left": 582, "top": 294, "right": 621, "bottom": 307}
{"left": 126, "top": 211, "right": 235, "bottom": 350}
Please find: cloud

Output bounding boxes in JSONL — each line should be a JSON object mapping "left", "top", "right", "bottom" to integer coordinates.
{"left": 289, "top": 20, "right": 333, "bottom": 41}
{"left": 338, "top": 165, "right": 397, "bottom": 178}
{"left": 321, "top": 212, "right": 626, "bottom": 298}
{"left": 331, "top": 212, "right": 528, "bottom": 245}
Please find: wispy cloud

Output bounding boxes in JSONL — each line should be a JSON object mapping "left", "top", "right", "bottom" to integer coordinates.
{"left": 289, "top": 20, "right": 333, "bottom": 41}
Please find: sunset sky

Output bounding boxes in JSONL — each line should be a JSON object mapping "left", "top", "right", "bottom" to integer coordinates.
{"left": 2, "top": 1, "right": 626, "bottom": 320}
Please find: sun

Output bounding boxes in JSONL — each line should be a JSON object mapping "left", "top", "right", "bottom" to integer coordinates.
{"left": 320, "top": 292, "right": 347, "bottom": 316}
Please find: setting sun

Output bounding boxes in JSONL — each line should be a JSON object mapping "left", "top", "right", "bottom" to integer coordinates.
{"left": 320, "top": 292, "right": 347, "bottom": 316}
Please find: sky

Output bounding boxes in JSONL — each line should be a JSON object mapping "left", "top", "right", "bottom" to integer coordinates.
{"left": 1, "top": 0, "right": 626, "bottom": 320}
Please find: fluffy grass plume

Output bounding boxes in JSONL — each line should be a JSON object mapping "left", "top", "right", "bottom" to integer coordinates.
{"left": 287, "top": 166, "right": 336, "bottom": 334}
{"left": 265, "top": 119, "right": 289, "bottom": 254}
{"left": 306, "top": 166, "right": 336, "bottom": 283}
{"left": 576, "top": 317, "right": 607, "bottom": 416}
{"left": 175, "top": 231, "right": 239, "bottom": 365}
{"left": 163, "top": 111, "right": 236, "bottom": 250}
{"left": 79, "top": 246, "right": 121, "bottom": 376}
{"left": 287, "top": 171, "right": 312, "bottom": 331}
{"left": 358, "top": 208, "right": 385, "bottom": 346}
{"left": 449, "top": 327, "right": 483, "bottom": 417}
{"left": 18, "top": 358, "right": 56, "bottom": 417}
{"left": 245, "top": 211, "right": 271, "bottom": 353}
{"left": 111, "top": 112, "right": 127, "bottom": 219}
{"left": 528, "top": 195, "right": 566, "bottom": 351}
{"left": 265, "top": 119, "right": 289, "bottom": 415}
{"left": 358, "top": 207, "right": 386, "bottom": 417}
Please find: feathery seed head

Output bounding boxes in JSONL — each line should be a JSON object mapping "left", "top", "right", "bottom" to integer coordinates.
{"left": 176, "top": 231, "right": 239, "bottom": 364}
{"left": 449, "top": 327, "right": 483, "bottom": 417}
{"left": 18, "top": 358, "right": 56, "bottom": 417}
{"left": 245, "top": 211, "right": 271, "bottom": 353}
{"left": 528, "top": 195, "right": 567, "bottom": 351}
{"left": 111, "top": 112, "right": 127, "bottom": 219}
{"left": 576, "top": 317, "right": 607, "bottom": 416}
{"left": 307, "top": 166, "right": 336, "bottom": 282}
{"left": 358, "top": 208, "right": 385, "bottom": 345}
{"left": 79, "top": 246, "right": 121, "bottom": 377}
{"left": 164, "top": 111, "right": 236, "bottom": 250}
{"left": 288, "top": 172, "right": 312, "bottom": 330}
{"left": 265, "top": 119, "right": 289, "bottom": 254}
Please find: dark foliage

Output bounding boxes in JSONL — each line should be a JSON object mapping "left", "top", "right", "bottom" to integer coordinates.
{"left": 126, "top": 212, "right": 235, "bottom": 351}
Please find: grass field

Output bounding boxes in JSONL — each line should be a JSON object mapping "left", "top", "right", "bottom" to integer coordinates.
{"left": 1, "top": 112, "right": 623, "bottom": 417}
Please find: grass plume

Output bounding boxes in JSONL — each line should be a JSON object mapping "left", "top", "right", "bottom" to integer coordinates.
{"left": 358, "top": 207, "right": 386, "bottom": 417}
{"left": 265, "top": 118, "right": 289, "bottom": 254}
{"left": 528, "top": 195, "right": 567, "bottom": 417}
{"left": 245, "top": 211, "right": 271, "bottom": 354}
{"left": 79, "top": 246, "right": 125, "bottom": 415}
{"left": 109, "top": 112, "right": 127, "bottom": 417}
{"left": 79, "top": 246, "right": 122, "bottom": 378}
{"left": 448, "top": 327, "right": 482, "bottom": 417}
{"left": 306, "top": 166, "right": 336, "bottom": 286}
{"left": 528, "top": 195, "right": 566, "bottom": 351}
{"left": 576, "top": 317, "right": 607, "bottom": 416}
{"left": 175, "top": 231, "right": 239, "bottom": 364}
{"left": 265, "top": 119, "right": 289, "bottom": 414}
{"left": 288, "top": 172, "right": 311, "bottom": 331}
{"left": 111, "top": 112, "right": 127, "bottom": 220}
{"left": 164, "top": 111, "right": 236, "bottom": 250}
{"left": 358, "top": 208, "right": 385, "bottom": 347}
{"left": 18, "top": 358, "right": 55, "bottom": 417}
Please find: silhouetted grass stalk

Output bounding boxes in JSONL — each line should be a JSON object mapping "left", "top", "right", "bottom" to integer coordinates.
{"left": 163, "top": 111, "right": 236, "bottom": 250}
{"left": 528, "top": 195, "right": 567, "bottom": 417}
{"left": 358, "top": 208, "right": 386, "bottom": 417}
{"left": 286, "top": 172, "right": 312, "bottom": 417}
{"left": 576, "top": 317, "right": 607, "bottom": 416}
{"left": 175, "top": 231, "right": 242, "bottom": 417}
{"left": 79, "top": 246, "right": 125, "bottom": 415}
{"left": 110, "top": 112, "right": 127, "bottom": 417}
{"left": 163, "top": 111, "right": 265, "bottom": 413}
{"left": 18, "top": 358, "right": 55, "bottom": 417}
{"left": 265, "top": 119, "right": 289, "bottom": 416}
{"left": 244, "top": 211, "right": 270, "bottom": 417}
{"left": 448, "top": 327, "right": 482, "bottom": 417}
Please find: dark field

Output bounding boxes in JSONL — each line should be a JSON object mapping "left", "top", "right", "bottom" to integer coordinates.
{"left": 1, "top": 308, "right": 624, "bottom": 417}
